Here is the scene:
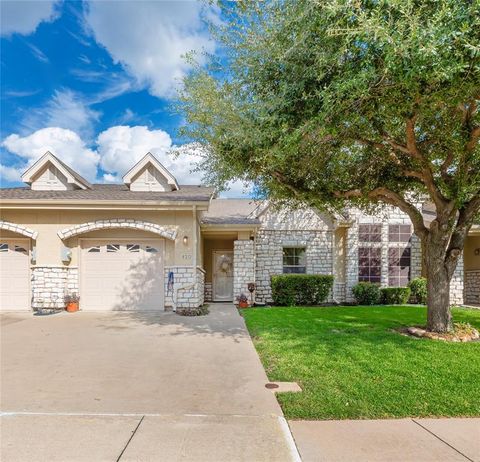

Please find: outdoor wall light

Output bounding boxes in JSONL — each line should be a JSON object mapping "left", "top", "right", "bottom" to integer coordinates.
{"left": 61, "top": 246, "right": 72, "bottom": 263}
{"left": 183, "top": 236, "right": 189, "bottom": 246}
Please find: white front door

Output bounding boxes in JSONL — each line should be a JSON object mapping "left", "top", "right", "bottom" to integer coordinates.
{"left": 0, "top": 239, "right": 30, "bottom": 311}
{"left": 213, "top": 250, "right": 234, "bottom": 301}
{"left": 80, "top": 239, "right": 164, "bottom": 311}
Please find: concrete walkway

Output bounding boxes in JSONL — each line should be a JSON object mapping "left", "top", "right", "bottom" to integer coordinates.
{"left": 290, "top": 418, "right": 480, "bottom": 462}
{"left": 0, "top": 304, "right": 298, "bottom": 461}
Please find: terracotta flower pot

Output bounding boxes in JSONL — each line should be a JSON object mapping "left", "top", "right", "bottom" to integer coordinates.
{"left": 238, "top": 300, "right": 249, "bottom": 308}
{"left": 66, "top": 302, "right": 79, "bottom": 313}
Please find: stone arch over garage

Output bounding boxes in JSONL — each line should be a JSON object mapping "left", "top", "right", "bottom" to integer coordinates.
{"left": 57, "top": 219, "right": 177, "bottom": 240}
{"left": 0, "top": 220, "right": 38, "bottom": 240}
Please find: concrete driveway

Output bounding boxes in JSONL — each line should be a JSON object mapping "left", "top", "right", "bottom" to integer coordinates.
{"left": 1, "top": 304, "right": 298, "bottom": 461}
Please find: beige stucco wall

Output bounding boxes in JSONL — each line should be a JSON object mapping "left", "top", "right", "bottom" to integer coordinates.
{"left": 464, "top": 235, "right": 480, "bottom": 270}
{"left": 0, "top": 209, "right": 197, "bottom": 267}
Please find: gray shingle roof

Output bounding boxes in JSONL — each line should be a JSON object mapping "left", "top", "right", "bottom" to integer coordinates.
{"left": 0, "top": 184, "right": 214, "bottom": 202}
{"left": 201, "top": 199, "right": 261, "bottom": 225}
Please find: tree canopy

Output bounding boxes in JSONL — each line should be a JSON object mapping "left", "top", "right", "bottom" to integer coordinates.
{"left": 181, "top": 0, "right": 479, "bottom": 215}
{"left": 180, "top": 0, "right": 480, "bottom": 331}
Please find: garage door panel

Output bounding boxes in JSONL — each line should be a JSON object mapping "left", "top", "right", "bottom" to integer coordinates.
{"left": 81, "top": 240, "right": 164, "bottom": 311}
{"left": 0, "top": 240, "right": 30, "bottom": 311}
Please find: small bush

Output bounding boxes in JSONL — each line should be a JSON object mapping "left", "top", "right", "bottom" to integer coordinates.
{"left": 271, "top": 274, "right": 334, "bottom": 306}
{"left": 352, "top": 282, "right": 381, "bottom": 305}
{"left": 408, "top": 277, "right": 427, "bottom": 304}
{"left": 381, "top": 287, "right": 411, "bottom": 305}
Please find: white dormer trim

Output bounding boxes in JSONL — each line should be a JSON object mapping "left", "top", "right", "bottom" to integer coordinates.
{"left": 122, "top": 152, "right": 179, "bottom": 191}
{"left": 21, "top": 152, "right": 91, "bottom": 190}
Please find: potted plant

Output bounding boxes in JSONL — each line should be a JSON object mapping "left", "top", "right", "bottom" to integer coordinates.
{"left": 64, "top": 293, "right": 80, "bottom": 312}
{"left": 236, "top": 293, "right": 249, "bottom": 308}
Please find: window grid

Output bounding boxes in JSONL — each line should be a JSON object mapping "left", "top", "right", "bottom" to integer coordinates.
{"left": 358, "top": 247, "right": 381, "bottom": 283}
{"left": 358, "top": 224, "right": 382, "bottom": 243}
{"left": 283, "top": 247, "right": 306, "bottom": 274}
{"left": 388, "top": 224, "right": 412, "bottom": 243}
{"left": 388, "top": 247, "right": 411, "bottom": 287}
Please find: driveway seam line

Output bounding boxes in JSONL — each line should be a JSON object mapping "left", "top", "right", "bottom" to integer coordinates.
{"left": 116, "top": 415, "right": 144, "bottom": 462}
{"left": 411, "top": 419, "right": 473, "bottom": 462}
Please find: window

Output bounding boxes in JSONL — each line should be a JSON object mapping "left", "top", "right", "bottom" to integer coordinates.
{"left": 283, "top": 247, "right": 306, "bottom": 273}
{"left": 127, "top": 244, "right": 140, "bottom": 253}
{"left": 388, "top": 247, "right": 411, "bottom": 286}
{"left": 14, "top": 245, "right": 27, "bottom": 255}
{"left": 0, "top": 243, "right": 7, "bottom": 252}
{"left": 359, "top": 224, "right": 382, "bottom": 242}
{"left": 145, "top": 246, "right": 158, "bottom": 253}
{"left": 106, "top": 244, "right": 120, "bottom": 252}
{"left": 358, "top": 247, "right": 381, "bottom": 283}
{"left": 389, "top": 224, "right": 412, "bottom": 243}
{"left": 87, "top": 246, "right": 100, "bottom": 253}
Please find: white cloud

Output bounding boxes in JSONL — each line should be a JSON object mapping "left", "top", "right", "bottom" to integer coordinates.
{"left": 0, "top": 164, "right": 22, "bottom": 182}
{"left": 84, "top": 1, "right": 217, "bottom": 98}
{"left": 21, "top": 89, "right": 101, "bottom": 139}
{"left": 26, "top": 42, "right": 49, "bottom": 63}
{"left": 1, "top": 125, "right": 252, "bottom": 197}
{"left": 2, "top": 127, "right": 99, "bottom": 181}
{"left": 97, "top": 125, "right": 172, "bottom": 175}
{"left": 1, "top": 0, "right": 59, "bottom": 37}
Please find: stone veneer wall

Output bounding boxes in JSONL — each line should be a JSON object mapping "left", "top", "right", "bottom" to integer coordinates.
{"left": 233, "top": 240, "right": 256, "bottom": 303}
{"left": 204, "top": 282, "right": 212, "bottom": 302}
{"left": 449, "top": 256, "right": 464, "bottom": 305}
{"left": 164, "top": 266, "right": 204, "bottom": 309}
{"left": 465, "top": 270, "right": 480, "bottom": 305}
{"left": 255, "top": 229, "right": 333, "bottom": 304}
{"left": 32, "top": 266, "right": 78, "bottom": 310}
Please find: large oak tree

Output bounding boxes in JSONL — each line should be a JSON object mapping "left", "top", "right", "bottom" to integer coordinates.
{"left": 180, "top": 0, "right": 480, "bottom": 332}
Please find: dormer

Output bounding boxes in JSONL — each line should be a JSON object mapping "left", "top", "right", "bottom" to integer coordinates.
{"left": 123, "top": 152, "right": 179, "bottom": 192}
{"left": 22, "top": 152, "right": 91, "bottom": 191}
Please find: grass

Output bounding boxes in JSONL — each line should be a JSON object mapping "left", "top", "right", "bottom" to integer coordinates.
{"left": 243, "top": 305, "right": 480, "bottom": 420}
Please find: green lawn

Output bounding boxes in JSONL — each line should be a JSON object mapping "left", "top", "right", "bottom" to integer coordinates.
{"left": 243, "top": 305, "right": 480, "bottom": 420}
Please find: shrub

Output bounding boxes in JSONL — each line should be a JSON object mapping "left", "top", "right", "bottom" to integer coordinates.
{"left": 271, "top": 274, "right": 334, "bottom": 306}
{"left": 408, "top": 277, "right": 427, "bottom": 304}
{"left": 381, "top": 287, "right": 411, "bottom": 305}
{"left": 352, "top": 282, "right": 381, "bottom": 305}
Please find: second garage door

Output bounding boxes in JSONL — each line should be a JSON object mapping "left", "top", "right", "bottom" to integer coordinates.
{"left": 0, "top": 239, "right": 30, "bottom": 311}
{"left": 80, "top": 239, "right": 164, "bottom": 311}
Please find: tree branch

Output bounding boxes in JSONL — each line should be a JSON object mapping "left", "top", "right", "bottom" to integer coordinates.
{"left": 333, "top": 186, "right": 429, "bottom": 237}
{"left": 465, "top": 126, "right": 480, "bottom": 153}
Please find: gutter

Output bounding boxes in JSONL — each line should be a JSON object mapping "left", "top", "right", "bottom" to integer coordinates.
{"left": 0, "top": 199, "right": 211, "bottom": 210}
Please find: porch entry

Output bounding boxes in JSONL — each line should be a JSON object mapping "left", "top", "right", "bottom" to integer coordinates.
{"left": 213, "top": 250, "right": 234, "bottom": 301}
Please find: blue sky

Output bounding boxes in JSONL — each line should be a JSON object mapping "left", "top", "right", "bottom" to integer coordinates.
{"left": 0, "top": 0, "right": 247, "bottom": 196}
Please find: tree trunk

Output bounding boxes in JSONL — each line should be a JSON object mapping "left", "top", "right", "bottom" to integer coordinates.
{"left": 425, "top": 263, "right": 452, "bottom": 332}
{"left": 423, "top": 231, "right": 454, "bottom": 333}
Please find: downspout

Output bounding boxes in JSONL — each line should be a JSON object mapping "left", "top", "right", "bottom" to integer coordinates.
{"left": 192, "top": 205, "right": 197, "bottom": 268}
{"left": 331, "top": 226, "right": 339, "bottom": 305}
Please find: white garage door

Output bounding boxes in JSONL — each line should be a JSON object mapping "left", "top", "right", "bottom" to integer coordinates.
{"left": 80, "top": 239, "right": 164, "bottom": 311}
{"left": 0, "top": 239, "right": 30, "bottom": 311}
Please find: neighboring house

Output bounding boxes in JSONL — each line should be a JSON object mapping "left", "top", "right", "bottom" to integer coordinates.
{"left": 0, "top": 151, "right": 479, "bottom": 311}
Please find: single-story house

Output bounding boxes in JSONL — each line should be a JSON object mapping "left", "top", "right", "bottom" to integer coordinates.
{"left": 0, "top": 151, "right": 479, "bottom": 311}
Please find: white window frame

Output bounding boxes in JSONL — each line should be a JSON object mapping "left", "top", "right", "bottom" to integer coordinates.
{"left": 282, "top": 246, "right": 307, "bottom": 274}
